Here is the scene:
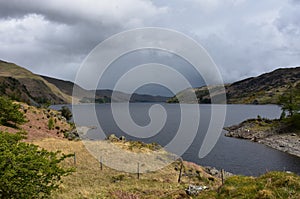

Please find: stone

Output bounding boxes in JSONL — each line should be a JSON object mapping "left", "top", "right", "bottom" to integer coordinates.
{"left": 185, "top": 185, "right": 208, "bottom": 196}
{"left": 119, "top": 136, "right": 126, "bottom": 141}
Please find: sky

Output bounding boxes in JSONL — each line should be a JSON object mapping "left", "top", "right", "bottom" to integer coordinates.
{"left": 0, "top": 0, "right": 300, "bottom": 93}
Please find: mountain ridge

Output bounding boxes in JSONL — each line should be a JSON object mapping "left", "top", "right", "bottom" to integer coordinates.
{"left": 2, "top": 59, "right": 300, "bottom": 105}
{"left": 42, "top": 75, "right": 169, "bottom": 103}
{"left": 168, "top": 66, "right": 300, "bottom": 104}
{"left": 0, "top": 60, "right": 169, "bottom": 105}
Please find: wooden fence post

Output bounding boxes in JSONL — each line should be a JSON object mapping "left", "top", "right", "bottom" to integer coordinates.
{"left": 73, "top": 152, "right": 76, "bottom": 165}
{"left": 100, "top": 156, "right": 103, "bottom": 170}
{"left": 137, "top": 162, "right": 140, "bottom": 179}
{"left": 221, "top": 169, "right": 224, "bottom": 185}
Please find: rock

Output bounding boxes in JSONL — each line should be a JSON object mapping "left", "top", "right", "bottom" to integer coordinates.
{"left": 251, "top": 136, "right": 258, "bottom": 142}
{"left": 185, "top": 185, "right": 208, "bottom": 196}
{"left": 226, "top": 119, "right": 300, "bottom": 158}
{"left": 210, "top": 168, "right": 219, "bottom": 176}
{"left": 119, "top": 136, "right": 126, "bottom": 141}
{"left": 205, "top": 167, "right": 233, "bottom": 178}
{"left": 205, "top": 167, "right": 219, "bottom": 176}
{"left": 64, "top": 129, "right": 80, "bottom": 141}
{"left": 252, "top": 99, "right": 259, "bottom": 105}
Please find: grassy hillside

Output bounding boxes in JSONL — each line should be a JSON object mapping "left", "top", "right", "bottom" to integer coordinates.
{"left": 31, "top": 138, "right": 300, "bottom": 199}
{"left": 0, "top": 60, "right": 71, "bottom": 105}
{"left": 0, "top": 102, "right": 74, "bottom": 141}
{"left": 0, "top": 76, "right": 33, "bottom": 104}
{"left": 34, "top": 138, "right": 222, "bottom": 199}
{"left": 41, "top": 75, "right": 92, "bottom": 100}
{"left": 168, "top": 67, "right": 300, "bottom": 104}
{"left": 226, "top": 67, "right": 300, "bottom": 104}
{"left": 218, "top": 172, "right": 300, "bottom": 199}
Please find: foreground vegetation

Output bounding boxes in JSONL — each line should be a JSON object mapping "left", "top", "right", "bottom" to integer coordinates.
{"left": 219, "top": 172, "right": 300, "bottom": 199}
{"left": 0, "top": 97, "right": 75, "bottom": 198}
{"left": 34, "top": 138, "right": 222, "bottom": 198}
{"left": 0, "top": 132, "right": 74, "bottom": 199}
{"left": 30, "top": 138, "right": 300, "bottom": 199}
{"left": 0, "top": 97, "right": 26, "bottom": 127}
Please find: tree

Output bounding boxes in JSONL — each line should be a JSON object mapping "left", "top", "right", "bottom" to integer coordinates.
{"left": 59, "top": 106, "right": 72, "bottom": 121}
{"left": 278, "top": 83, "right": 300, "bottom": 132}
{"left": 278, "top": 83, "right": 300, "bottom": 118}
{"left": 0, "top": 97, "right": 26, "bottom": 127}
{"left": 0, "top": 131, "right": 74, "bottom": 198}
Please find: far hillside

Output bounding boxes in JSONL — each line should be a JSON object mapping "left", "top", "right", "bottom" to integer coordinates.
{"left": 42, "top": 75, "right": 169, "bottom": 103}
{"left": 168, "top": 66, "right": 300, "bottom": 104}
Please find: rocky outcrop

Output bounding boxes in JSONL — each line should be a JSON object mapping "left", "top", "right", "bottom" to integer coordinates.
{"left": 63, "top": 128, "right": 80, "bottom": 141}
{"left": 224, "top": 119, "right": 300, "bottom": 157}
{"left": 224, "top": 119, "right": 275, "bottom": 141}
{"left": 259, "top": 134, "right": 300, "bottom": 157}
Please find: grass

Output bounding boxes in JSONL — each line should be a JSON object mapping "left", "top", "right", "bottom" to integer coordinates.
{"left": 0, "top": 60, "right": 38, "bottom": 79}
{"left": 33, "top": 138, "right": 221, "bottom": 199}
{"left": 246, "top": 118, "right": 278, "bottom": 132}
{"left": 219, "top": 172, "right": 300, "bottom": 199}
{"left": 239, "top": 116, "right": 300, "bottom": 136}
{"left": 33, "top": 138, "right": 300, "bottom": 198}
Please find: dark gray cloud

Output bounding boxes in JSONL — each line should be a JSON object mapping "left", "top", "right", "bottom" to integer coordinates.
{"left": 0, "top": 0, "right": 299, "bottom": 89}
{"left": 0, "top": 0, "right": 167, "bottom": 82}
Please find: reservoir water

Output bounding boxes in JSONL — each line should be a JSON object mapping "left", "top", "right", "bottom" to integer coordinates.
{"left": 57, "top": 103, "right": 300, "bottom": 176}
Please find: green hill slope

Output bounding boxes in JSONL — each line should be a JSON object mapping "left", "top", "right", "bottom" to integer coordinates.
{"left": 0, "top": 60, "right": 71, "bottom": 105}
{"left": 168, "top": 66, "right": 300, "bottom": 104}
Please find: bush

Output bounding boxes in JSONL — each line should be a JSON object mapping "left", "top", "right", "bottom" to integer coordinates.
{"left": 0, "top": 131, "right": 74, "bottom": 198}
{"left": 0, "top": 97, "right": 26, "bottom": 127}
{"left": 59, "top": 106, "right": 72, "bottom": 121}
{"left": 48, "top": 117, "right": 55, "bottom": 130}
{"left": 283, "top": 113, "right": 300, "bottom": 131}
{"left": 278, "top": 83, "right": 300, "bottom": 117}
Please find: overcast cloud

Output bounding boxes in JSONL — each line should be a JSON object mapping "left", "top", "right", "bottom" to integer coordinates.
{"left": 0, "top": 0, "right": 299, "bottom": 89}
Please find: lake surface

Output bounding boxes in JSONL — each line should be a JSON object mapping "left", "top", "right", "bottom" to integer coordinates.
{"left": 55, "top": 103, "right": 300, "bottom": 176}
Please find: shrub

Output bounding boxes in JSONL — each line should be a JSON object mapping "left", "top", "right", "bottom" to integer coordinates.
{"left": 59, "top": 106, "right": 72, "bottom": 121}
{"left": 283, "top": 113, "right": 300, "bottom": 131}
{"left": 0, "top": 131, "right": 74, "bottom": 198}
{"left": 0, "top": 97, "right": 26, "bottom": 127}
{"left": 48, "top": 117, "right": 55, "bottom": 130}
